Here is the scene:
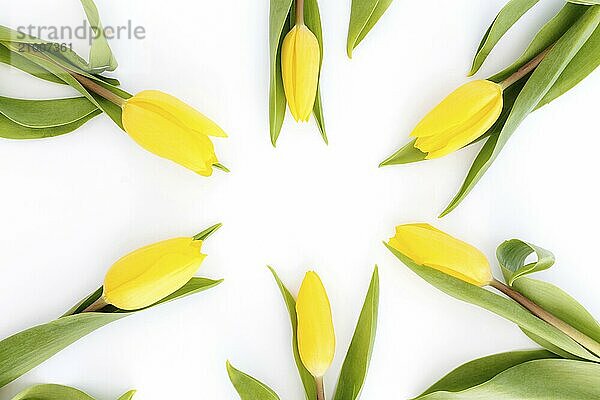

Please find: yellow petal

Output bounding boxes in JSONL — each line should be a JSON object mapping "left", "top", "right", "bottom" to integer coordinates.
{"left": 296, "top": 271, "right": 335, "bottom": 378}
{"left": 122, "top": 92, "right": 220, "bottom": 176}
{"left": 104, "top": 238, "right": 206, "bottom": 310}
{"left": 281, "top": 25, "right": 321, "bottom": 122}
{"left": 411, "top": 80, "right": 503, "bottom": 159}
{"left": 131, "top": 91, "right": 227, "bottom": 138}
{"left": 388, "top": 224, "right": 492, "bottom": 286}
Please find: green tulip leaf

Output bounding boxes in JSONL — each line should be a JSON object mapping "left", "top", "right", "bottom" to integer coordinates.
{"left": 496, "top": 239, "right": 555, "bottom": 285}
{"left": 0, "top": 111, "right": 101, "bottom": 139}
{"left": 0, "top": 43, "right": 65, "bottom": 84}
{"left": 11, "top": 384, "right": 135, "bottom": 400}
{"left": 385, "top": 243, "right": 599, "bottom": 362}
{"left": 0, "top": 276, "right": 222, "bottom": 388}
{"left": 303, "top": 0, "right": 327, "bottom": 144}
{"left": 347, "top": 0, "right": 394, "bottom": 58}
{"left": 268, "top": 266, "right": 317, "bottom": 400}
{"left": 416, "top": 359, "right": 600, "bottom": 399}
{"left": 469, "top": 0, "right": 542, "bottom": 76}
{"left": 0, "top": 96, "right": 98, "bottom": 128}
{"left": 2, "top": 42, "right": 127, "bottom": 129}
{"left": 491, "top": 4, "right": 588, "bottom": 82}
{"left": 539, "top": 23, "right": 600, "bottom": 107}
{"left": 268, "top": 0, "right": 293, "bottom": 146}
{"left": 78, "top": 0, "right": 118, "bottom": 72}
{"left": 418, "top": 350, "right": 558, "bottom": 397}
{"left": 333, "top": 267, "right": 379, "bottom": 400}
{"left": 379, "top": 140, "right": 427, "bottom": 166}
{"left": 441, "top": 6, "right": 600, "bottom": 217}
{"left": 513, "top": 278, "right": 600, "bottom": 346}
{"left": 568, "top": 0, "right": 600, "bottom": 5}
{"left": 116, "top": 391, "right": 137, "bottom": 400}
{"left": 227, "top": 362, "right": 281, "bottom": 400}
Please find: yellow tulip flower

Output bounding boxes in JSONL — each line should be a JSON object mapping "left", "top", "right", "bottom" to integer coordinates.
{"left": 122, "top": 90, "right": 227, "bottom": 176}
{"left": 388, "top": 224, "right": 492, "bottom": 286}
{"left": 296, "top": 271, "right": 335, "bottom": 379}
{"left": 411, "top": 80, "right": 503, "bottom": 159}
{"left": 102, "top": 237, "right": 207, "bottom": 310}
{"left": 281, "top": 25, "right": 321, "bottom": 122}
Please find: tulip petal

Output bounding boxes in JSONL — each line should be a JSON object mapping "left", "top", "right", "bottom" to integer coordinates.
{"left": 410, "top": 80, "right": 503, "bottom": 159}
{"left": 389, "top": 224, "right": 492, "bottom": 286}
{"left": 104, "top": 238, "right": 206, "bottom": 310}
{"left": 131, "top": 90, "right": 227, "bottom": 138}
{"left": 296, "top": 271, "right": 336, "bottom": 378}
{"left": 282, "top": 27, "right": 300, "bottom": 121}
{"left": 281, "top": 25, "right": 321, "bottom": 122}
{"left": 123, "top": 97, "right": 218, "bottom": 176}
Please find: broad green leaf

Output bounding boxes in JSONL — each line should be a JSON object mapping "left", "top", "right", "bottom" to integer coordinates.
{"left": 0, "top": 277, "right": 222, "bottom": 388}
{"left": 0, "top": 26, "right": 45, "bottom": 44}
{"left": 0, "top": 43, "right": 64, "bottom": 84}
{"left": 116, "top": 391, "right": 137, "bottom": 400}
{"left": 418, "top": 350, "right": 557, "bottom": 397}
{"left": 416, "top": 359, "right": 600, "bottom": 399}
{"left": 347, "top": 0, "right": 394, "bottom": 58}
{"left": 268, "top": 0, "right": 293, "bottom": 146}
{"left": 513, "top": 278, "right": 600, "bottom": 344}
{"left": 491, "top": 3, "right": 589, "bottom": 82}
{"left": 469, "top": 0, "right": 542, "bottom": 76}
{"left": 568, "top": 0, "right": 600, "bottom": 5}
{"left": 0, "top": 96, "right": 98, "bottom": 128}
{"left": 227, "top": 362, "right": 281, "bottom": 400}
{"left": 268, "top": 267, "right": 317, "bottom": 400}
{"left": 496, "top": 239, "right": 555, "bottom": 285}
{"left": 2, "top": 42, "right": 127, "bottom": 129}
{"left": 0, "top": 25, "right": 95, "bottom": 74}
{"left": 79, "top": 0, "right": 118, "bottom": 72}
{"left": 12, "top": 384, "right": 96, "bottom": 400}
{"left": 333, "top": 267, "right": 379, "bottom": 400}
{"left": 303, "top": 0, "right": 328, "bottom": 144}
{"left": 11, "top": 384, "right": 135, "bottom": 400}
{"left": 441, "top": 6, "right": 600, "bottom": 217}
{"left": 520, "top": 329, "right": 581, "bottom": 359}
{"left": 0, "top": 111, "right": 100, "bottom": 139}
{"left": 539, "top": 23, "right": 600, "bottom": 107}
{"left": 385, "top": 243, "right": 599, "bottom": 362}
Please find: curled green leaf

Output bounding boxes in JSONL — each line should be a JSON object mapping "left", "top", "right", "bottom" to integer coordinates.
{"left": 496, "top": 239, "right": 555, "bottom": 285}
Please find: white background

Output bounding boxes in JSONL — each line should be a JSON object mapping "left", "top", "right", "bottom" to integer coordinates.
{"left": 1, "top": 0, "right": 599, "bottom": 399}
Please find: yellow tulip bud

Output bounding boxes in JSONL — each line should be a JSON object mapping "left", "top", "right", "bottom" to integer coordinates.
{"left": 103, "top": 237, "right": 206, "bottom": 310}
{"left": 296, "top": 271, "right": 335, "bottom": 378}
{"left": 411, "top": 80, "right": 503, "bottom": 159}
{"left": 281, "top": 25, "right": 321, "bottom": 122}
{"left": 388, "top": 224, "right": 492, "bottom": 286}
{"left": 122, "top": 90, "right": 227, "bottom": 176}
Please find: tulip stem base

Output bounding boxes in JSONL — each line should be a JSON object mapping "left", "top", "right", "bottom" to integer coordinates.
{"left": 70, "top": 72, "right": 126, "bottom": 107}
{"left": 315, "top": 376, "right": 325, "bottom": 400}
{"left": 81, "top": 296, "right": 109, "bottom": 313}
{"left": 491, "top": 279, "right": 600, "bottom": 357}
{"left": 500, "top": 46, "right": 552, "bottom": 89}
{"left": 295, "top": 0, "right": 305, "bottom": 25}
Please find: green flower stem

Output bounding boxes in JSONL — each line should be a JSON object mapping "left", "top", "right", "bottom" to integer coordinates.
{"left": 70, "top": 72, "right": 126, "bottom": 107}
{"left": 500, "top": 46, "right": 552, "bottom": 90}
{"left": 491, "top": 279, "right": 600, "bottom": 357}
{"left": 296, "top": 0, "right": 305, "bottom": 25}
{"left": 315, "top": 376, "right": 325, "bottom": 400}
